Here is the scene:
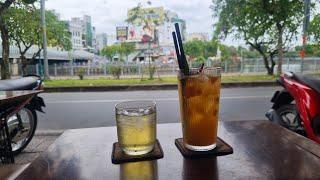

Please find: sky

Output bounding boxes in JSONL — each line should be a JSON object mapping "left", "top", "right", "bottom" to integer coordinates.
{"left": 46, "top": 0, "right": 215, "bottom": 36}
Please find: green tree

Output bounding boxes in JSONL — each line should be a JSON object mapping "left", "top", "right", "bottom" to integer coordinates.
{"left": 5, "top": 5, "right": 71, "bottom": 75}
{"left": 0, "top": 0, "right": 37, "bottom": 79}
{"left": 212, "top": 0, "right": 304, "bottom": 75}
{"left": 184, "top": 40, "right": 205, "bottom": 60}
{"left": 295, "top": 44, "right": 320, "bottom": 57}
{"left": 5, "top": 5, "right": 39, "bottom": 75}
{"left": 120, "top": 42, "right": 135, "bottom": 63}
{"left": 205, "top": 39, "right": 218, "bottom": 58}
{"left": 0, "top": 0, "right": 16, "bottom": 79}
{"left": 45, "top": 10, "right": 72, "bottom": 50}
{"left": 219, "top": 44, "right": 237, "bottom": 61}
{"left": 184, "top": 39, "right": 218, "bottom": 62}
{"left": 309, "top": 14, "right": 320, "bottom": 46}
{"left": 101, "top": 44, "right": 120, "bottom": 61}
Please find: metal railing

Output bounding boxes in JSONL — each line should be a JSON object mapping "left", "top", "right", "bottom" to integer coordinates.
{"left": 10, "top": 57, "right": 320, "bottom": 78}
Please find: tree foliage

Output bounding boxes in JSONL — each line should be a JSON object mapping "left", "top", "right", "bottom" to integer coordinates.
{"left": 212, "top": 0, "right": 304, "bottom": 75}
{"left": 0, "top": 0, "right": 16, "bottom": 79}
{"left": 120, "top": 42, "right": 135, "bottom": 62}
{"left": 3, "top": 3, "right": 71, "bottom": 75}
{"left": 184, "top": 39, "right": 218, "bottom": 61}
{"left": 184, "top": 40, "right": 205, "bottom": 60}
{"left": 45, "top": 10, "right": 72, "bottom": 50}
{"left": 309, "top": 14, "right": 320, "bottom": 46}
{"left": 101, "top": 44, "right": 121, "bottom": 61}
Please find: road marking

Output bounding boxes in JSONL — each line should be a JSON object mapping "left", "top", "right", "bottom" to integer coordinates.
{"left": 46, "top": 96, "right": 270, "bottom": 104}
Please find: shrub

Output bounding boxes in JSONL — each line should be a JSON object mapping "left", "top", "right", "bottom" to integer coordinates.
{"left": 108, "top": 66, "right": 122, "bottom": 79}
{"left": 77, "top": 67, "right": 86, "bottom": 80}
{"left": 148, "top": 65, "right": 156, "bottom": 80}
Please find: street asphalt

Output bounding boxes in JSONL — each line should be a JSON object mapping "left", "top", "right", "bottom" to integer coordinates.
{"left": 35, "top": 86, "right": 281, "bottom": 130}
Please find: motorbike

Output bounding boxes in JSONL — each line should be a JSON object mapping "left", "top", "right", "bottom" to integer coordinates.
{"left": 0, "top": 75, "right": 45, "bottom": 155}
{"left": 266, "top": 72, "right": 320, "bottom": 144}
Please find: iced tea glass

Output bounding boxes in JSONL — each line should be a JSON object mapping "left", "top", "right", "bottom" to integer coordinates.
{"left": 115, "top": 101, "right": 157, "bottom": 156}
{"left": 178, "top": 68, "right": 221, "bottom": 151}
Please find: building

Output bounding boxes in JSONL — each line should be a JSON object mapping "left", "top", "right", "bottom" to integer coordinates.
{"left": 125, "top": 6, "right": 186, "bottom": 63}
{"left": 186, "top": 33, "right": 209, "bottom": 42}
{"left": 95, "top": 33, "right": 108, "bottom": 52}
{"left": 66, "top": 15, "right": 95, "bottom": 51}
{"left": 107, "top": 34, "right": 117, "bottom": 46}
{"left": 82, "top": 15, "right": 93, "bottom": 48}
{"left": 67, "top": 17, "right": 83, "bottom": 49}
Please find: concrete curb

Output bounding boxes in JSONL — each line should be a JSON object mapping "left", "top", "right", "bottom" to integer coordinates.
{"left": 44, "top": 81, "right": 278, "bottom": 93}
{"left": 35, "top": 129, "right": 65, "bottom": 136}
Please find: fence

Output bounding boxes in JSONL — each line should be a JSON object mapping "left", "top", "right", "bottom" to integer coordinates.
{"left": 15, "top": 57, "right": 320, "bottom": 78}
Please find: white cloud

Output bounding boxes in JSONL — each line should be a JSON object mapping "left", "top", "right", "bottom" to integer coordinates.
{"left": 46, "top": 0, "right": 214, "bottom": 35}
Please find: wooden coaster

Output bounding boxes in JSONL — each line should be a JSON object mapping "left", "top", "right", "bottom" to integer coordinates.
{"left": 175, "top": 137, "right": 233, "bottom": 158}
{"left": 111, "top": 140, "right": 164, "bottom": 164}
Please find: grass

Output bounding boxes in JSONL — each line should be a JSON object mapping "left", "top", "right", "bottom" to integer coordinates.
{"left": 44, "top": 74, "right": 277, "bottom": 87}
{"left": 44, "top": 77, "right": 177, "bottom": 87}
{"left": 222, "top": 74, "right": 277, "bottom": 82}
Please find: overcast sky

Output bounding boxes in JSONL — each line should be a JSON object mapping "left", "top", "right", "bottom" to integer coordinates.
{"left": 46, "top": 0, "right": 215, "bottom": 36}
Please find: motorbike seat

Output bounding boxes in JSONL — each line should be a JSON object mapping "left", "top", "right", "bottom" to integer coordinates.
{"left": 0, "top": 77, "right": 38, "bottom": 91}
{"left": 294, "top": 74, "right": 320, "bottom": 94}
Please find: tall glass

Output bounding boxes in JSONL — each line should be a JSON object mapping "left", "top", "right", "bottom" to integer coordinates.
{"left": 115, "top": 101, "right": 157, "bottom": 156}
{"left": 178, "top": 68, "right": 221, "bottom": 151}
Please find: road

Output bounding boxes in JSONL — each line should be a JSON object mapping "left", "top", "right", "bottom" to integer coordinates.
{"left": 36, "top": 86, "right": 281, "bottom": 130}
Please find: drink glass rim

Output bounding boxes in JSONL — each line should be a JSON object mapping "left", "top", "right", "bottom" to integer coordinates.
{"left": 178, "top": 67, "right": 221, "bottom": 78}
{"left": 115, "top": 100, "right": 157, "bottom": 111}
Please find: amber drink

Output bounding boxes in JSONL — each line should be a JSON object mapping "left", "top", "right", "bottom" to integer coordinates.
{"left": 178, "top": 68, "right": 221, "bottom": 151}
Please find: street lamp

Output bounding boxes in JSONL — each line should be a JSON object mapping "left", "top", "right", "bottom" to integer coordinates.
{"left": 41, "top": 0, "right": 49, "bottom": 79}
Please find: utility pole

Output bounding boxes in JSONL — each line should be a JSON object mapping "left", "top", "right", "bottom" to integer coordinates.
{"left": 41, "top": 0, "right": 49, "bottom": 79}
{"left": 301, "top": 0, "right": 311, "bottom": 74}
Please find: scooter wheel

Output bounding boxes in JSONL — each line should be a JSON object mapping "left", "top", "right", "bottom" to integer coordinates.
{"left": 276, "top": 104, "right": 306, "bottom": 136}
{"left": 7, "top": 106, "right": 38, "bottom": 155}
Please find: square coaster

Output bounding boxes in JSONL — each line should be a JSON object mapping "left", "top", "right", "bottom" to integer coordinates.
{"left": 112, "top": 139, "right": 164, "bottom": 164}
{"left": 175, "top": 137, "right": 233, "bottom": 158}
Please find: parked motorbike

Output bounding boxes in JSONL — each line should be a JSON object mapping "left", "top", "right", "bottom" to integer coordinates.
{"left": 266, "top": 72, "right": 320, "bottom": 144}
{"left": 0, "top": 75, "right": 45, "bottom": 155}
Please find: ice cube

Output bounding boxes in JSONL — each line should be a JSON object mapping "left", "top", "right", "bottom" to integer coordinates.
{"left": 144, "top": 109, "right": 150, "bottom": 115}
{"left": 123, "top": 110, "right": 130, "bottom": 116}
{"left": 124, "top": 110, "right": 140, "bottom": 116}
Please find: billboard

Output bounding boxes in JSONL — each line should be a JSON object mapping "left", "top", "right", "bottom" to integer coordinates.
{"left": 127, "top": 7, "right": 166, "bottom": 26}
{"left": 127, "top": 25, "right": 155, "bottom": 43}
{"left": 116, "top": 26, "right": 128, "bottom": 41}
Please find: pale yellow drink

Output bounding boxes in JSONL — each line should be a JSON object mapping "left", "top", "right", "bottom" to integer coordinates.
{"left": 116, "top": 101, "right": 156, "bottom": 155}
{"left": 120, "top": 161, "right": 157, "bottom": 180}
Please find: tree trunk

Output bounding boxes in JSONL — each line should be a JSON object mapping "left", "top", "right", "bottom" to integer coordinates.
{"left": 277, "top": 26, "right": 284, "bottom": 75}
{"left": 0, "top": 18, "right": 11, "bottom": 79}
{"left": 262, "top": 56, "right": 273, "bottom": 75}
{"left": 20, "top": 55, "right": 28, "bottom": 76}
{"left": 247, "top": 42, "right": 274, "bottom": 76}
{"left": 270, "top": 55, "right": 276, "bottom": 76}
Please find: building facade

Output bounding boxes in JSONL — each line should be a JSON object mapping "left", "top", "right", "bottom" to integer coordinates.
{"left": 125, "top": 6, "right": 186, "bottom": 63}
{"left": 95, "top": 33, "right": 108, "bottom": 52}
{"left": 186, "top": 33, "right": 209, "bottom": 42}
{"left": 67, "top": 15, "right": 96, "bottom": 52}
{"left": 68, "top": 17, "right": 83, "bottom": 50}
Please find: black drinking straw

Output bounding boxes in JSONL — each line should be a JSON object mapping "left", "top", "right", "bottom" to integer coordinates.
{"left": 174, "top": 23, "right": 189, "bottom": 75}
{"left": 172, "top": 32, "right": 183, "bottom": 70}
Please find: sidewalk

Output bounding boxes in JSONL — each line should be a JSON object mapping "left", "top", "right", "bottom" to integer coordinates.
{"left": 14, "top": 134, "right": 60, "bottom": 164}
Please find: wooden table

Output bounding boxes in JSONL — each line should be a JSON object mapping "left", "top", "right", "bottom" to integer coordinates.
{"left": 16, "top": 120, "right": 320, "bottom": 179}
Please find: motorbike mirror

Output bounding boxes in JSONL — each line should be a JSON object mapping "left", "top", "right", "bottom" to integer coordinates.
{"left": 22, "top": 0, "right": 37, "bottom": 4}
